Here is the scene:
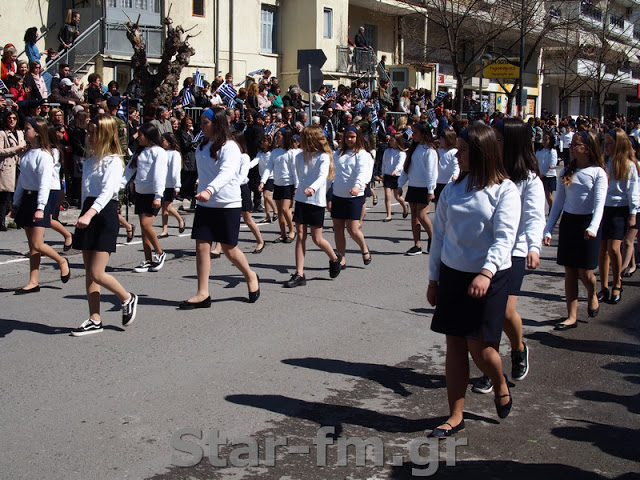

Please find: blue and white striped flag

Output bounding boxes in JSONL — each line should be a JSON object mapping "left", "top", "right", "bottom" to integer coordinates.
{"left": 259, "top": 107, "right": 267, "bottom": 115}
{"left": 218, "top": 82, "right": 237, "bottom": 106}
{"left": 0, "top": 79, "right": 7, "bottom": 93}
{"left": 362, "top": 86, "right": 370, "bottom": 99}
{"left": 247, "top": 68, "right": 265, "bottom": 77}
{"left": 355, "top": 99, "right": 366, "bottom": 111}
{"left": 183, "top": 87, "right": 193, "bottom": 106}
{"left": 326, "top": 87, "right": 336, "bottom": 99}
{"left": 405, "top": 126, "right": 413, "bottom": 137}
{"left": 192, "top": 130, "right": 204, "bottom": 144}
{"left": 427, "top": 108, "right": 437, "bottom": 125}
{"left": 194, "top": 70, "right": 204, "bottom": 88}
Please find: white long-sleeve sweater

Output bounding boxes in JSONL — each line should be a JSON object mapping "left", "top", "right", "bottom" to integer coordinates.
{"left": 544, "top": 166, "right": 608, "bottom": 237}
{"left": 381, "top": 148, "right": 405, "bottom": 176}
{"left": 429, "top": 176, "right": 521, "bottom": 280}
{"left": 165, "top": 149, "right": 182, "bottom": 190}
{"left": 293, "top": 152, "right": 330, "bottom": 207}
{"left": 125, "top": 145, "right": 168, "bottom": 200}
{"left": 332, "top": 149, "right": 373, "bottom": 198}
{"left": 13, "top": 148, "right": 54, "bottom": 210}
{"left": 398, "top": 145, "right": 438, "bottom": 193}
{"left": 196, "top": 140, "right": 241, "bottom": 208}
{"left": 436, "top": 147, "right": 459, "bottom": 184}
{"left": 604, "top": 159, "right": 640, "bottom": 213}
{"left": 512, "top": 172, "right": 546, "bottom": 258}
{"left": 81, "top": 154, "right": 124, "bottom": 213}
{"left": 260, "top": 147, "right": 297, "bottom": 186}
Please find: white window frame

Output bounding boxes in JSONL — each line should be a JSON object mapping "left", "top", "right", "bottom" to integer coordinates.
{"left": 323, "top": 8, "right": 333, "bottom": 39}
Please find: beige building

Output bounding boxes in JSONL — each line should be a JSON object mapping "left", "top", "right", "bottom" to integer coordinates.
{"left": 4, "top": 0, "right": 435, "bottom": 99}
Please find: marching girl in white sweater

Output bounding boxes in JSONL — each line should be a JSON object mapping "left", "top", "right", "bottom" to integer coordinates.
{"left": 427, "top": 123, "right": 521, "bottom": 438}
{"left": 472, "top": 119, "right": 545, "bottom": 395}
{"left": 259, "top": 128, "right": 297, "bottom": 243}
{"left": 125, "top": 123, "right": 168, "bottom": 273}
{"left": 535, "top": 133, "right": 558, "bottom": 214}
{"left": 434, "top": 130, "right": 459, "bottom": 209}
{"left": 179, "top": 108, "right": 260, "bottom": 309}
{"left": 596, "top": 128, "right": 639, "bottom": 305}
{"left": 10, "top": 117, "right": 70, "bottom": 294}
{"left": 48, "top": 124, "right": 74, "bottom": 251}
{"left": 158, "top": 132, "right": 186, "bottom": 238}
{"left": 381, "top": 133, "right": 409, "bottom": 221}
{"left": 70, "top": 115, "right": 138, "bottom": 336}
{"left": 256, "top": 135, "right": 277, "bottom": 224}
{"left": 397, "top": 121, "right": 438, "bottom": 256}
{"left": 284, "top": 126, "right": 342, "bottom": 288}
{"left": 544, "top": 130, "right": 608, "bottom": 330}
{"left": 331, "top": 125, "right": 373, "bottom": 268}
{"left": 233, "top": 130, "right": 265, "bottom": 254}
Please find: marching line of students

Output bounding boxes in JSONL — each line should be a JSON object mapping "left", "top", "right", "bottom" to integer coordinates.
{"left": 9, "top": 110, "right": 640, "bottom": 441}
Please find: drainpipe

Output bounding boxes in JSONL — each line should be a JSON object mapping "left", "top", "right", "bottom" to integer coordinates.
{"left": 229, "top": 0, "right": 234, "bottom": 76}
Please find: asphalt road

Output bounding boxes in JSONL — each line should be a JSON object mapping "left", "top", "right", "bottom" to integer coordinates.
{"left": 1, "top": 192, "right": 639, "bottom": 480}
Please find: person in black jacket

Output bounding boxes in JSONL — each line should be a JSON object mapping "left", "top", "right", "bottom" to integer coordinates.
{"left": 86, "top": 73, "right": 105, "bottom": 104}
{"left": 58, "top": 10, "right": 80, "bottom": 69}
{"left": 244, "top": 112, "right": 266, "bottom": 211}
{"left": 177, "top": 116, "right": 198, "bottom": 209}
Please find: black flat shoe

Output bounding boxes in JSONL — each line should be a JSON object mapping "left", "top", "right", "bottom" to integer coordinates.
{"left": 402, "top": 210, "right": 409, "bottom": 218}
{"left": 158, "top": 233, "right": 169, "bottom": 239}
{"left": 362, "top": 251, "right": 372, "bottom": 265}
{"left": 272, "top": 237, "right": 285, "bottom": 244}
{"left": 61, "top": 258, "right": 71, "bottom": 284}
{"left": 126, "top": 225, "right": 136, "bottom": 243}
{"left": 622, "top": 266, "right": 636, "bottom": 278}
{"left": 340, "top": 263, "right": 347, "bottom": 270}
{"left": 495, "top": 374, "right": 512, "bottom": 419}
{"left": 597, "top": 289, "right": 609, "bottom": 302}
{"left": 428, "top": 420, "right": 465, "bottom": 438}
{"left": 382, "top": 218, "right": 392, "bottom": 222}
{"left": 248, "top": 274, "right": 260, "bottom": 303}
{"left": 609, "top": 287, "right": 622, "bottom": 304}
{"left": 63, "top": 239, "right": 73, "bottom": 252}
{"left": 178, "top": 296, "right": 212, "bottom": 310}
{"left": 15, "top": 285, "right": 40, "bottom": 295}
{"left": 554, "top": 321, "right": 578, "bottom": 331}
{"left": 210, "top": 252, "right": 221, "bottom": 259}
{"left": 253, "top": 245, "right": 265, "bottom": 254}
{"left": 588, "top": 306, "right": 599, "bottom": 317}
{"left": 179, "top": 217, "right": 186, "bottom": 233}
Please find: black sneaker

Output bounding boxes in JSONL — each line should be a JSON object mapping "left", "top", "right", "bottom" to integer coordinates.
{"left": 329, "top": 252, "right": 343, "bottom": 279}
{"left": 405, "top": 245, "right": 422, "bottom": 256}
{"left": 511, "top": 343, "right": 529, "bottom": 381}
{"left": 285, "top": 273, "right": 306, "bottom": 288}
{"left": 71, "top": 319, "right": 103, "bottom": 337}
{"left": 471, "top": 374, "right": 494, "bottom": 394}
{"left": 150, "top": 252, "right": 166, "bottom": 272}
{"left": 133, "top": 260, "right": 152, "bottom": 273}
{"left": 122, "top": 293, "right": 138, "bottom": 326}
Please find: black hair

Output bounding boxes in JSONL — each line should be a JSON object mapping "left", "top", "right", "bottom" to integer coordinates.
{"left": 404, "top": 121, "right": 437, "bottom": 174}
{"left": 232, "top": 131, "right": 248, "bottom": 154}
{"left": 199, "top": 108, "right": 234, "bottom": 161}
{"left": 129, "top": 122, "right": 162, "bottom": 168}
{"left": 24, "top": 27, "right": 38, "bottom": 44}
{"left": 500, "top": 118, "right": 540, "bottom": 182}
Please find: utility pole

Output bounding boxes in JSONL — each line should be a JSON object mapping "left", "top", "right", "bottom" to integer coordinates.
{"left": 518, "top": 0, "right": 525, "bottom": 116}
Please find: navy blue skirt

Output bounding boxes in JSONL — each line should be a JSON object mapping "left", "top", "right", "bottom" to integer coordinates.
{"left": 273, "top": 184, "right": 295, "bottom": 201}
{"left": 331, "top": 195, "right": 365, "bottom": 220}
{"left": 163, "top": 187, "right": 176, "bottom": 202}
{"left": 263, "top": 178, "right": 275, "bottom": 192}
{"left": 293, "top": 201, "right": 325, "bottom": 227}
{"left": 542, "top": 176, "right": 557, "bottom": 193}
{"left": 383, "top": 174, "right": 399, "bottom": 190}
{"left": 557, "top": 212, "right": 601, "bottom": 269}
{"left": 191, "top": 205, "right": 241, "bottom": 245}
{"left": 135, "top": 192, "right": 160, "bottom": 216}
{"left": 240, "top": 184, "right": 253, "bottom": 212}
{"left": 15, "top": 190, "right": 54, "bottom": 228}
{"left": 431, "top": 263, "right": 510, "bottom": 343}
{"left": 507, "top": 256, "right": 526, "bottom": 296}
{"left": 73, "top": 198, "right": 119, "bottom": 252}
{"left": 599, "top": 206, "right": 628, "bottom": 241}
{"left": 405, "top": 186, "right": 430, "bottom": 204}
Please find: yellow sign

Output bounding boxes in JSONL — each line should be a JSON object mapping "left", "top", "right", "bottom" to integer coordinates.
{"left": 483, "top": 58, "right": 520, "bottom": 79}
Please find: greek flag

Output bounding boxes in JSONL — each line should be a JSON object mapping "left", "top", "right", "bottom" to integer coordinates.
{"left": 218, "top": 82, "right": 237, "bottom": 106}
{"left": 265, "top": 123, "right": 278, "bottom": 136}
{"left": 193, "top": 130, "right": 204, "bottom": 143}
{"left": 183, "top": 87, "right": 193, "bottom": 106}
{"left": 247, "top": 68, "right": 265, "bottom": 76}
{"left": 362, "top": 86, "right": 370, "bottom": 99}
{"left": 194, "top": 70, "right": 204, "bottom": 88}
{"left": 405, "top": 126, "right": 413, "bottom": 137}
{"left": 0, "top": 79, "right": 7, "bottom": 93}
{"left": 355, "top": 99, "right": 366, "bottom": 111}
{"left": 427, "top": 108, "right": 437, "bottom": 125}
{"left": 259, "top": 107, "right": 267, "bottom": 115}
{"left": 326, "top": 87, "right": 336, "bottom": 99}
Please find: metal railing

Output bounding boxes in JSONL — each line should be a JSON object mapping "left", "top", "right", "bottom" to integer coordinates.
{"left": 610, "top": 14, "right": 624, "bottom": 30}
{"left": 580, "top": 1, "right": 602, "bottom": 21}
{"left": 336, "top": 46, "right": 377, "bottom": 75}
{"left": 45, "top": 19, "right": 102, "bottom": 77}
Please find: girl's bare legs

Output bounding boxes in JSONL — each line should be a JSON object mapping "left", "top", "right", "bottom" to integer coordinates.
{"left": 620, "top": 228, "right": 638, "bottom": 274}
{"left": 242, "top": 211, "right": 264, "bottom": 250}
{"left": 545, "top": 190, "right": 553, "bottom": 215}
{"left": 607, "top": 239, "right": 623, "bottom": 291}
{"left": 346, "top": 218, "right": 369, "bottom": 256}
{"left": 561, "top": 266, "right": 597, "bottom": 326}
{"left": 21, "top": 226, "right": 69, "bottom": 289}
{"left": 502, "top": 295, "right": 524, "bottom": 352}
{"left": 434, "top": 335, "right": 468, "bottom": 431}
{"left": 160, "top": 200, "right": 184, "bottom": 235}
{"left": 220, "top": 243, "right": 259, "bottom": 293}
{"left": 264, "top": 191, "right": 277, "bottom": 220}
{"left": 410, "top": 203, "right": 433, "bottom": 249}
{"left": 118, "top": 214, "right": 132, "bottom": 236}
{"left": 332, "top": 218, "right": 347, "bottom": 265}
{"left": 384, "top": 187, "right": 393, "bottom": 219}
{"left": 211, "top": 242, "right": 221, "bottom": 256}
{"left": 275, "top": 199, "right": 286, "bottom": 240}
{"left": 50, "top": 218, "right": 73, "bottom": 248}
{"left": 189, "top": 239, "right": 212, "bottom": 302}
{"left": 294, "top": 223, "right": 307, "bottom": 276}
{"left": 139, "top": 213, "right": 163, "bottom": 262}
{"left": 83, "top": 250, "right": 129, "bottom": 321}
{"left": 281, "top": 199, "right": 294, "bottom": 239}
{"left": 598, "top": 240, "right": 609, "bottom": 292}
{"left": 394, "top": 189, "right": 408, "bottom": 216}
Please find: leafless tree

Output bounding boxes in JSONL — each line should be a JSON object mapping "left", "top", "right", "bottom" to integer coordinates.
{"left": 123, "top": 5, "right": 199, "bottom": 106}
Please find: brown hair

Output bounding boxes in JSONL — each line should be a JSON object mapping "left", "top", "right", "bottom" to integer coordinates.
{"left": 609, "top": 128, "right": 637, "bottom": 181}
{"left": 301, "top": 126, "right": 335, "bottom": 180}
{"left": 561, "top": 130, "right": 604, "bottom": 186}
{"left": 455, "top": 123, "right": 507, "bottom": 192}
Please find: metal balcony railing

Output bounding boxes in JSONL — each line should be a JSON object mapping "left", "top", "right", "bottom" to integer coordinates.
{"left": 336, "top": 46, "right": 377, "bottom": 75}
{"left": 634, "top": 30, "right": 640, "bottom": 41}
{"left": 610, "top": 14, "right": 624, "bottom": 30}
{"left": 580, "top": 1, "right": 603, "bottom": 22}
{"left": 45, "top": 19, "right": 102, "bottom": 77}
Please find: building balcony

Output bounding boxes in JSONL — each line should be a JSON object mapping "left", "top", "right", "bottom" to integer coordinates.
{"left": 336, "top": 46, "right": 377, "bottom": 75}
